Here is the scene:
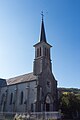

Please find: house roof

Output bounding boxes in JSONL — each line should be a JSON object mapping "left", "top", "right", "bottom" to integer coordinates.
{"left": 7, "top": 72, "right": 37, "bottom": 85}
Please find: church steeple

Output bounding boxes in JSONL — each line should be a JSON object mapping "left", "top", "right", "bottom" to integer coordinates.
{"left": 33, "top": 16, "right": 52, "bottom": 75}
{"left": 40, "top": 17, "right": 47, "bottom": 43}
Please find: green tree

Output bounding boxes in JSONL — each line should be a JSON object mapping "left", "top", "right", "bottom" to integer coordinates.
{"left": 59, "top": 93, "right": 80, "bottom": 119}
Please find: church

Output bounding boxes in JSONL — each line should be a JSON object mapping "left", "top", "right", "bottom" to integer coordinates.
{"left": 0, "top": 16, "right": 58, "bottom": 113}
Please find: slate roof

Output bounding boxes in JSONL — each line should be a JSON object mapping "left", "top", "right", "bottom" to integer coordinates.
{"left": 7, "top": 72, "right": 37, "bottom": 85}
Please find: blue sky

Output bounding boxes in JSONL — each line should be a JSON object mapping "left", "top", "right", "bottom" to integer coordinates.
{"left": 0, "top": 0, "right": 80, "bottom": 88}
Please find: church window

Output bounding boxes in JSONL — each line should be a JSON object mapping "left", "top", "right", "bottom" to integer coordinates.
{"left": 47, "top": 81, "right": 51, "bottom": 88}
{"left": 40, "top": 47, "right": 41, "bottom": 56}
{"left": 10, "top": 93, "right": 13, "bottom": 105}
{"left": 1, "top": 93, "right": 5, "bottom": 105}
{"left": 31, "top": 103, "right": 33, "bottom": 112}
{"left": 37, "top": 48, "right": 39, "bottom": 57}
{"left": 20, "top": 91, "right": 24, "bottom": 105}
{"left": 46, "top": 95, "right": 51, "bottom": 104}
{"left": 47, "top": 48, "right": 49, "bottom": 57}
{"left": 45, "top": 48, "right": 46, "bottom": 56}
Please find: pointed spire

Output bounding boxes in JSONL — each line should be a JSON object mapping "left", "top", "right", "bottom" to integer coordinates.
{"left": 40, "top": 11, "right": 47, "bottom": 43}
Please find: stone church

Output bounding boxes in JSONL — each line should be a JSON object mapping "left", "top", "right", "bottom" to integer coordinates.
{"left": 0, "top": 17, "right": 58, "bottom": 113}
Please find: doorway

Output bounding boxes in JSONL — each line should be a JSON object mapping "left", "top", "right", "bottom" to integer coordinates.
{"left": 44, "top": 94, "right": 53, "bottom": 112}
{"left": 46, "top": 103, "right": 50, "bottom": 111}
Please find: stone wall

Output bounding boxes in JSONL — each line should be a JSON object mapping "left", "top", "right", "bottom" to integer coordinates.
{"left": 0, "top": 80, "right": 37, "bottom": 112}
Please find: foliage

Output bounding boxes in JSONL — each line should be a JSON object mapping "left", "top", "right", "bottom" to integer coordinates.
{"left": 59, "top": 92, "right": 80, "bottom": 119}
{"left": 58, "top": 87, "right": 80, "bottom": 94}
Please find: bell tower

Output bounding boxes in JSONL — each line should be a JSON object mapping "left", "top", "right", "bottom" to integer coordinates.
{"left": 33, "top": 14, "right": 58, "bottom": 112}
{"left": 33, "top": 14, "right": 52, "bottom": 75}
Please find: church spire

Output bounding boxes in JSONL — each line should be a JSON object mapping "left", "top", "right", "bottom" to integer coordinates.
{"left": 33, "top": 14, "right": 52, "bottom": 75}
{"left": 40, "top": 12, "right": 47, "bottom": 43}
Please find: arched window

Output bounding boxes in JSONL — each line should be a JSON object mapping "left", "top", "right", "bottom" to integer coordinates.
{"left": 47, "top": 48, "right": 49, "bottom": 57}
{"left": 37, "top": 48, "right": 39, "bottom": 57}
{"left": 10, "top": 93, "right": 13, "bottom": 105}
{"left": 1, "top": 93, "right": 5, "bottom": 105}
{"left": 31, "top": 103, "right": 33, "bottom": 112}
{"left": 40, "top": 47, "right": 41, "bottom": 56}
{"left": 20, "top": 91, "right": 23, "bottom": 105}
{"left": 45, "top": 48, "right": 47, "bottom": 56}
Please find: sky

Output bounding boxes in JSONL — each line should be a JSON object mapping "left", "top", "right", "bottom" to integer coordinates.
{"left": 0, "top": 0, "right": 80, "bottom": 88}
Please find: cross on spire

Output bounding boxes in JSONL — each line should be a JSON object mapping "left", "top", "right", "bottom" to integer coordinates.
{"left": 40, "top": 11, "right": 47, "bottom": 43}
{"left": 41, "top": 11, "right": 44, "bottom": 21}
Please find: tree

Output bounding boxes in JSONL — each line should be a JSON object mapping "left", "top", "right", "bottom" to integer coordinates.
{"left": 59, "top": 92, "right": 80, "bottom": 119}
